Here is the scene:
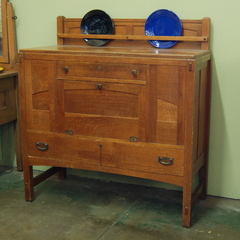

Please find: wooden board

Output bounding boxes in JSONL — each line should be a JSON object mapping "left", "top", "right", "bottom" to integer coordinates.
{"left": 57, "top": 17, "right": 210, "bottom": 50}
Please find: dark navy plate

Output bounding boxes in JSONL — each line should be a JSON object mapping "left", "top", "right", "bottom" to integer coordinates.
{"left": 145, "top": 9, "right": 182, "bottom": 48}
{"left": 80, "top": 9, "right": 114, "bottom": 46}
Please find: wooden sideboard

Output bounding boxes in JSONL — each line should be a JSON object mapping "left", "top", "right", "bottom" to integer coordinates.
{"left": 18, "top": 17, "right": 211, "bottom": 227}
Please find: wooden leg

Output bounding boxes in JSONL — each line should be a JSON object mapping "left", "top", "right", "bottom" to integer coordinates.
{"left": 182, "top": 185, "right": 192, "bottom": 228}
{"left": 58, "top": 167, "right": 67, "bottom": 180}
{"left": 14, "top": 75, "right": 23, "bottom": 171}
{"left": 23, "top": 167, "right": 66, "bottom": 201}
{"left": 23, "top": 165, "right": 34, "bottom": 201}
{"left": 14, "top": 119, "right": 23, "bottom": 171}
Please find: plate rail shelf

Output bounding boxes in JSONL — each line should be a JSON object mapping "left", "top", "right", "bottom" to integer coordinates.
{"left": 57, "top": 17, "right": 210, "bottom": 50}
{"left": 58, "top": 33, "right": 208, "bottom": 42}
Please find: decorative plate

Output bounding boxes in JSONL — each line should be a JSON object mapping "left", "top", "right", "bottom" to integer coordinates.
{"left": 80, "top": 9, "right": 114, "bottom": 46}
{"left": 145, "top": 9, "right": 182, "bottom": 48}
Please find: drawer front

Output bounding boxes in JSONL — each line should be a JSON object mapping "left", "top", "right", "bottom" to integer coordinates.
{"left": 101, "top": 142, "right": 184, "bottom": 176}
{"left": 27, "top": 132, "right": 101, "bottom": 165}
{"left": 57, "top": 80, "right": 147, "bottom": 141}
{"left": 57, "top": 61, "right": 147, "bottom": 81}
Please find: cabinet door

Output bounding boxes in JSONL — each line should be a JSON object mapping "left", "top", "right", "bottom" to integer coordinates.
{"left": 57, "top": 80, "right": 147, "bottom": 141}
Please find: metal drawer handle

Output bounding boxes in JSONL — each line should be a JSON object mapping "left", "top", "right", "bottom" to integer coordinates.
{"left": 63, "top": 66, "right": 69, "bottom": 72}
{"left": 129, "top": 136, "right": 138, "bottom": 142}
{"left": 158, "top": 156, "right": 174, "bottom": 165}
{"left": 132, "top": 70, "right": 137, "bottom": 75}
{"left": 36, "top": 142, "right": 49, "bottom": 151}
{"left": 97, "top": 84, "right": 102, "bottom": 90}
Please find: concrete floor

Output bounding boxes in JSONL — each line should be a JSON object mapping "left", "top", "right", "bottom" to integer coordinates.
{"left": 0, "top": 166, "right": 240, "bottom": 240}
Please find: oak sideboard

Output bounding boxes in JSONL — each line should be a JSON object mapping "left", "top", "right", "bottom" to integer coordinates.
{"left": 18, "top": 17, "right": 211, "bottom": 227}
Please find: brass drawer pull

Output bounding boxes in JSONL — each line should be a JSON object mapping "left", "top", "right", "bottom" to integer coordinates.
{"left": 158, "top": 156, "right": 174, "bottom": 165}
{"left": 36, "top": 142, "right": 49, "bottom": 151}
{"left": 65, "top": 130, "right": 74, "bottom": 135}
{"left": 97, "top": 84, "right": 102, "bottom": 90}
{"left": 129, "top": 136, "right": 138, "bottom": 142}
{"left": 63, "top": 66, "right": 69, "bottom": 72}
{"left": 132, "top": 70, "right": 137, "bottom": 75}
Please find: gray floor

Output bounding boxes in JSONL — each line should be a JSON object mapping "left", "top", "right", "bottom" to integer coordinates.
{"left": 0, "top": 166, "right": 240, "bottom": 240}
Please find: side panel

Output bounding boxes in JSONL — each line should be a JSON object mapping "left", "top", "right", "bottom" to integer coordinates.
{"left": 148, "top": 65, "right": 186, "bottom": 145}
{"left": 25, "top": 60, "right": 58, "bottom": 132}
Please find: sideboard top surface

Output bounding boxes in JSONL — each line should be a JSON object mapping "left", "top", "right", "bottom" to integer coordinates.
{"left": 19, "top": 45, "right": 210, "bottom": 60}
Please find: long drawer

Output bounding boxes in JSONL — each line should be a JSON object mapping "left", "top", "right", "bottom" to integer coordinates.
{"left": 57, "top": 61, "right": 147, "bottom": 81}
{"left": 27, "top": 131, "right": 184, "bottom": 177}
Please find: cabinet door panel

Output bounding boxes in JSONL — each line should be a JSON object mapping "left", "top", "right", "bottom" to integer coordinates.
{"left": 65, "top": 115, "right": 139, "bottom": 140}
{"left": 58, "top": 80, "right": 147, "bottom": 141}
{"left": 150, "top": 65, "right": 185, "bottom": 145}
{"left": 25, "top": 60, "right": 58, "bottom": 132}
{"left": 64, "top": 89, "right": 138, "bottom": 118}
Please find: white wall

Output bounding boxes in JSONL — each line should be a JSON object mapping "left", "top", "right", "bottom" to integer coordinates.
{"left": 10, "top": 0, "right": 240, "bottom": 199}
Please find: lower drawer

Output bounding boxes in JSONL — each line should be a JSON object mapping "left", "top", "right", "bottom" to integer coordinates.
{"left": 27, "top": 132, "right": 101, "bottom": 165}
{"left": 101, "top": 141, "right": 185, "bottom": 176}
{"left": 27, "top": 131, "right": 184, "bottom": 177}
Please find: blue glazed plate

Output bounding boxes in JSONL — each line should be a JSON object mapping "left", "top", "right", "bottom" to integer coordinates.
{"left": 145, "top": 9, "right": 182, "bottom": 48}
{"left": 80, "top": 9, "right": 114, "bottom": 46}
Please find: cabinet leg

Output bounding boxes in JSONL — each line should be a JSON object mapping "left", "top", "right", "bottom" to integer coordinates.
{"left": 14, "top": 119, "right": 23, "bottom": 171}
{"left": 182, "top": 187, "right": 192, "bottom": 228}
{"left": 23, "top": 165, "right": 35, "bottom": 201}
{"left": 58, "top": 168, "right": 67, "bottom": 180}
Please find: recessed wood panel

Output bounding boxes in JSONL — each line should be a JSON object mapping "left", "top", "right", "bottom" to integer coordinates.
{"left": 157, "top": 65, "right": 179, "bottom": 105}
{"left": 30, "top": 111, "right": 50, "bottom": 131}
{"left": 154, "top": 65, "right": 184, "bottom": 145}
{"left": 31, "top": 60, "right": 52, "bottom": 94}
{"left": 64, "top": 89, "right": 138, "bottom": 118}
{"left": 32, "top": 91, "right": 49, "bottom": 110}
{"left": 157, "top": 99, "right": 177, "bottom": 122}
{"left": 65, "top": 114, "right": 139, "bottom": 140}
{"left": 156, "top": 121, "right": 177, "bottom": 145}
